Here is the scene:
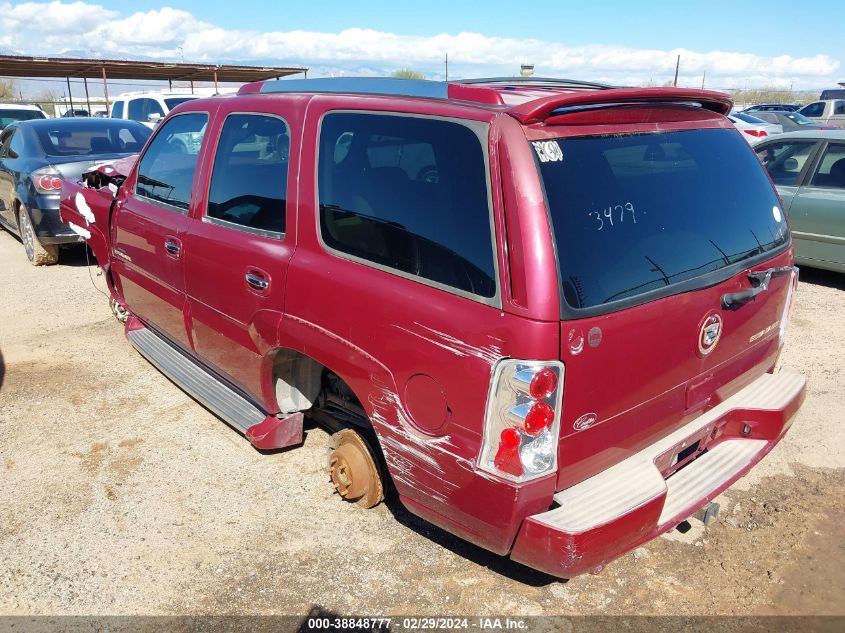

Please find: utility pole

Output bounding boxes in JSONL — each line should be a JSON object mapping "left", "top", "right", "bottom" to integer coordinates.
{"left": 445, "top": 53, "right": 448, "bottom": 82}
{"left": 701, "top": 70, "right": 706, "bottom": 89}
{"left": 673, "top": 55, "right": 680, "bottom": 87}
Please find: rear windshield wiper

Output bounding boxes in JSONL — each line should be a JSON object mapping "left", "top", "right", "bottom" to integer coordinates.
{"left": 721, "top": 266, "right": 795, "bottom": 310}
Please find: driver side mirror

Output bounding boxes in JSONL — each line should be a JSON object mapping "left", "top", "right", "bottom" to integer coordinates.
{"left": 147, "top": 113, "right": 162, "bottom": 124}
{"left": 783, "top": 157, "right": 799, "bottom": 171}
{"left": 6, "top": 149, "right": 18, "bottom": 159}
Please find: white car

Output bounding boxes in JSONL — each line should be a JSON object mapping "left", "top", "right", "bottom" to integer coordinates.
{"left": 727, "top": 111, "right": 783, "bottom": 142}
{"left": 0, "top": 103, "right": 47, "bottom": 129}
{"left": 109, "top": 92, "right": 199, "bottom": 128}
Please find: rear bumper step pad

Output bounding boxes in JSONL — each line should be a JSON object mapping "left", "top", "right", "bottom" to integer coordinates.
{"left": 509, "top": 367, "right": 806, "bottom": 577}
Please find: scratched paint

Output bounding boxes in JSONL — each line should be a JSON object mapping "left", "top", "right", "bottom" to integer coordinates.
{"left": 392, "top": 322, "right": 503, "bottom": 365}
{"left": 74, "top": 192, "right": 95, "bottom": 225}
{"left": 68, "top": 222, "right": 91, "bottom": 239}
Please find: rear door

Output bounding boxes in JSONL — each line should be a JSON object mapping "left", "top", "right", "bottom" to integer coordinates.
{"left": 530, "top": 122, "right": 797, "bottom": 489}
{"left": 183, "top": 105, "right": 298, "bottom": 400}
{"left": 111, "top": 111, "right": 211, "bottom": 349}
{"left": 787, "top": 141, "right": 845, "bottom": 267}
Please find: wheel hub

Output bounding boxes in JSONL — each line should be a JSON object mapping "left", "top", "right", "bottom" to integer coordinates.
{"left": 328, "top": 429, "right": 383, "bottom": 508}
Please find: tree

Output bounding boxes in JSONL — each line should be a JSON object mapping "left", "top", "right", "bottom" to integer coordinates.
{"left": 34, "top": 90, "right": 58, "bottom": 116}
{"left": 391, "top": 69, "right": 425, "bottom": 80}
{"left": 0, "top": 79, "right": 18, "bottom": 100}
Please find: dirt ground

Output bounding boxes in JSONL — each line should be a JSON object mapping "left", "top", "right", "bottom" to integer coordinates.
{"left": 0, "top": 230, "right": 843, "bottom": 617}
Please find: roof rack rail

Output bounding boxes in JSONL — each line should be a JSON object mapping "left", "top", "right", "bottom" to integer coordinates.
{"left": 238, "top": 77, "right": 505, "bottom": 105}
{"left": 455, "top": 77, "right": 617, "bottom": 90}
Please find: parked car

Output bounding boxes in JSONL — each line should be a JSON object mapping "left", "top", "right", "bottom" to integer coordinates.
{"left": 61, "top": 109, "right": 90, "bottom": 118}
{"left": 0, "top": 103, "right": 47, "bottom": 129}
{"left": 727, "top": 111, "right": 782, "bottom": 140}
{"left": 61, "top": 78, "right": 805, "bottom": 579}
{"left": 110, "top": 91, "right": 199, "bottom": 128}
{"left": 748, "top": 110, "right": 834, "bottom": 132}
{"left": 799, "top": 100, "right": 845, "bottom": 129}
{"left": 0, "top": 118, "right": 151, "bottom": 264}
{"left": 743, "top": 103, "right": 801, "bottom": 113}
{"left": 754, "top": 130, "right": 845, "bottom": 273}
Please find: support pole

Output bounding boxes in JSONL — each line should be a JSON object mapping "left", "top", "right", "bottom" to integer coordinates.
{"left": 673, "top": 54, "right": 680, "bottom": 87}
{"left": 83, "top": 77, "right": 91, "bottom": 115}
{"left": 66, "top": 77, "right": 74, "bottom": 115}
{"left": 190, "top": 80, "right": 194, "bottom": 94}
{"left": 101, "top": 67, "right": 110, "bottom": 115}
{"left": 213, "top": 68, "right": 219, "bottom": 94}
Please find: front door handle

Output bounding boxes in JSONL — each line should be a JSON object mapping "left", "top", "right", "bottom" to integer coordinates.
{"left": 164, "top": 238, "right": 181, "bottom": 258}
{"left": 245, "top": 271, "right": 270, "bottom": 291}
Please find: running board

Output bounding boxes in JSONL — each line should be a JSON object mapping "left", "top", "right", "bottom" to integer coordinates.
{"left": 126, "top": 322, "right": 303, "bottom": 449}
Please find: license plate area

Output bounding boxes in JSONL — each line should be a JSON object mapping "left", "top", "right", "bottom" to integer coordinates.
{"left": 654, "top": 421, "right": 726, "bottom": 478}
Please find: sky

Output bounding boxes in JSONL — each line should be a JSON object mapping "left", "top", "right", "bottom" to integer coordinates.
{"left": 0, "top": 0, "right": 842, "bottom": 97}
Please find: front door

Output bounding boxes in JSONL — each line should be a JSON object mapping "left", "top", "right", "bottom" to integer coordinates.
{"left": 111, "top": 111, "right": 211, "bottom": 349}
{"left": 183, "top": 107, "right": 298, "bottom": 401}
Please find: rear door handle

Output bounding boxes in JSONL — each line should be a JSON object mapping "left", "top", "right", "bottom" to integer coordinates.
{"left": 245, "top": 270, "right": 270, "bottom": 292}
{"left": 164, "top": 238, "right": 181, "bottom": 258}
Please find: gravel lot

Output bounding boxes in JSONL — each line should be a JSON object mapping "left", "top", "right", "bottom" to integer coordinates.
{"left": 0, "top": 231, "right": 843, "bottom": 617}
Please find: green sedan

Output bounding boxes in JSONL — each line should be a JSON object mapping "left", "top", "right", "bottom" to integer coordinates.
{"left": 754, "top": 130, "right": 845, "bottom": 273}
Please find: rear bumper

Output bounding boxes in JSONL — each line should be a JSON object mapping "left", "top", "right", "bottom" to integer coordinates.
{"left": 30, "top": 202, "right": 81, "bottom": 244}
{"left": 509, "top": 367, "right": 806, "bottom": 578}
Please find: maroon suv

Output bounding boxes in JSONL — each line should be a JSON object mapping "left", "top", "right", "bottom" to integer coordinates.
{"left": 60, "top": 77, "right": 805, "bottom": 578}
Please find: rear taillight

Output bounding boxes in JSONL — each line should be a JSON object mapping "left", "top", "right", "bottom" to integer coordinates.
{"left": 779, "top": 266, "right": 799, "bottom": 346}
{"left": 31, "top": 168, "right": 63, "bottom": 194}
{"left": 479, "top": 360, "right": 564, "bottom": 482}
{"left": 745, "top": 129, "right": 768, "bottom": 138}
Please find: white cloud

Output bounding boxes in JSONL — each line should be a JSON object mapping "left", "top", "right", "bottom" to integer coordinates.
{"left": 0, "top": 1, "right": 840, "bottom": 90}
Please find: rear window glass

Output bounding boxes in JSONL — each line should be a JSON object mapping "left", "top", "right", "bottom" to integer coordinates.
{"left": 535, "top": 128, "right": 789, "bottom": 313}
{"left": 164, "top": 97, "right": 197, "bottom": 110}
{"left": 34, "top": 122, "right": 151, "bottom": 156}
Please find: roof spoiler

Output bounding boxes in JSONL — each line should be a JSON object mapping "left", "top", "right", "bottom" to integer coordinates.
{"left": 508, "top": 87, "right": 733, "bottom": 124}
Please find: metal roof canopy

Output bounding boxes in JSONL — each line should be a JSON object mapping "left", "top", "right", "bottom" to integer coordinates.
{"left": 0, "top": 54, "right": 306, "bottom": 82}
{"left": 0, "top": 54, "right": 307, "bottom": 113}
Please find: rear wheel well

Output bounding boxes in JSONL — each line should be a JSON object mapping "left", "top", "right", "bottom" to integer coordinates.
{"left": 271, "top": 349, "right": 371, "bottom": 432}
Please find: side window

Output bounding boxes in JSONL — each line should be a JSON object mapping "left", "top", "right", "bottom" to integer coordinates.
{"left": 111, "top": 101, "right": 124, "bottom": 119}
{"left": 136, "top": 113, "right": 208, "bottom": 211}
{"left": 810, "top": 144, "right": 845, "bottom": 189}
{"left": 755, "top": 141, "right": 817, "bottom": 186}
{"left": 128, "top": 98, "right": 164, "bottom": 122}
{"left": 801, "top": 102, "right": 824, "bottom": 118}
{"left": 834, "top": 101, "right": 845, "bottom": 115}
{"left": 318, "top": 112, "right": 496, "bottom": 299}
{"left": 206, "top": 114, "right": 289, "bottom": 235}
{"left": 8, "top": 130, "right": 25, "bottom": 157}
{"left": 0, "top": 129, "right": 14, "bottom": 157}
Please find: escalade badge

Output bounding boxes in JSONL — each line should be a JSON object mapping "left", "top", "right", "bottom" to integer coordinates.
{"left": 698, "top": 314, "right": 723, "bottom": 356}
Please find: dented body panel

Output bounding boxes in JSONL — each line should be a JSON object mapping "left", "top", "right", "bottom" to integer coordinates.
{"left": 59, "top": 80, "right": 806, "bottom": 578}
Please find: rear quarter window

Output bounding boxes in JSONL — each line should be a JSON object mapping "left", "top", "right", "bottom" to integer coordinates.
{"left": 317, "top": 112, "right": 497, "bottom": 300}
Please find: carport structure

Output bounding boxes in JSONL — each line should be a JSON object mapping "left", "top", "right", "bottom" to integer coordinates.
{"left": 0, "top": 54, "right": 308, "bottom": 114}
